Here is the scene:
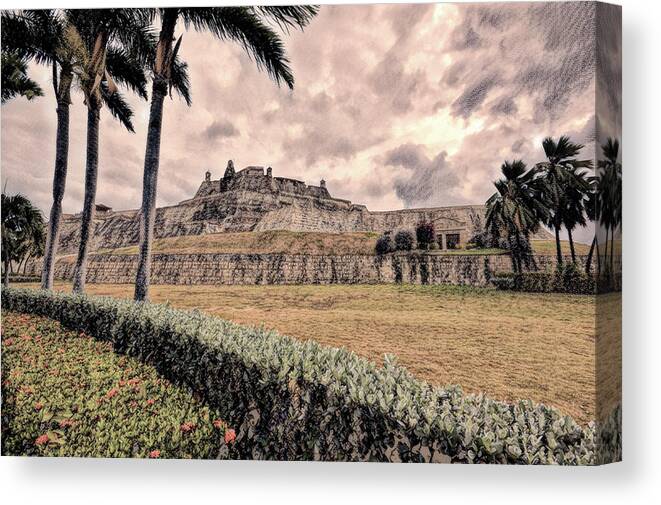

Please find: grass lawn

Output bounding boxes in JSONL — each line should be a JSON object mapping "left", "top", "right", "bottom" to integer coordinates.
{"left": 25, "top": 282, "right": 621, "bottom": 425}
{"left": 1, "top": 311, "right": 235, "bottom": 458}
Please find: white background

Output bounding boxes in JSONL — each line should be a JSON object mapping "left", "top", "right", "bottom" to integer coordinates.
{"left": 1, "top": 0, "right": 658, "bottom": 503}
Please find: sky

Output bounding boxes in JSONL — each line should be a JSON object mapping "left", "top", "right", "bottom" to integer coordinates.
{"left": 1, "top": 2, "right": 621, "bottom": 243}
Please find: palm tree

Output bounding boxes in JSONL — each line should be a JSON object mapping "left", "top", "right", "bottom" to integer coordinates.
{"left": 68, "top": 9, "right": 153, "bottom": 294}
{"left": 1, "top": 51, "right": 43, "bottom": 103}
{"left": 596, "top": 138, "right": 622, "bottom": 277}
{"left": 485, "top": 160, "right": 547, "bottom": 273}
{"left": 562, "top": 167, "right": 591, "bottom": 264}
{"left": 1, "top": 10, "right": 73, "bottom": 290}
{"left": 133, "top": 6, "right": 318, "bottom": 301}
{"left": 536, "top": 136, "right": 593, "bottom": 266}
{"left": 1, "top": 192, "right": 45, "bottom": 287}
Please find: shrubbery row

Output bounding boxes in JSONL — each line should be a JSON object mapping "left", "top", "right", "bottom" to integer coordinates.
{"left": 1, "top": 287, "right": 621, "bottom": 464}
{"left": 492, "top": 264, "right": 622, "bottom": 294}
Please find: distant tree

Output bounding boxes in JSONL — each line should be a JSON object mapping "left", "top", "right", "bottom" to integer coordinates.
{"left": 375, "top": 233, "right": 394, "bottom": 255}
{"left": 1, "top": 193, "right": 45, "bottom": 287}
{"left": 562, "top": 167, "right": 591, "bottom": 264}
{"left": 393, "top": 230, "right": 414, "bottom": 251}
{"left": 415, "top": 221, "right": 436, "bottom": 250}
{"left": 596, "top": 138, "right": 622, "bottom": 277}
{"left": 485, "top": 160, "right": 547, "bottom": 273}
{"left": 536, "top": 136, "right": 593, "bottom": 266}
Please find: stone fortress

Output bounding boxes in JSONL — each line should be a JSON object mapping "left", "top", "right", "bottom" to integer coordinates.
{"left": 56, "top": 161, "right": 488, "bottom": 254}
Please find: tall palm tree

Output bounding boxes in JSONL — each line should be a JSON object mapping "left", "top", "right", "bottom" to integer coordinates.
{"left": 67, "top": 9, "right": 153, "bottom": 293}
{"left": 562, "top": 167, "right": 591, "bottom": 264}
{"left": 1, "top": 10, "right": 73, "bottom": 290}
{"left": 536, "top": 136, "right": 593, "bottom": 266}
{"left": 1, "top": 192, "right": 45, "bottom": 287}
{"left": 1, "top": 51, "right": 43, "bottom": 103}
{"left": 133, "top": 6, "right": 318, "bottom": 301}
{"left": 596, "top": 138, "right": 622, "bottom": 276}
{"left": 485, "top": 160, "right": 547, "bottom": 273}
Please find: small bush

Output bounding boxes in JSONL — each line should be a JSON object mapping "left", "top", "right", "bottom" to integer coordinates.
{"left": 393, "top": 230, "right": 414, "bottom": 251}
{"left": 492, "top": 265, "right": 596, "bottom": 295}
{"left": 1, "top": 287, "right": 621, "bottom": 464}
{"left": 375, "top": 233, "right": 394, "bottom": 255}
{"left": 415, "top": 221, "right": 436, "bottom": 250}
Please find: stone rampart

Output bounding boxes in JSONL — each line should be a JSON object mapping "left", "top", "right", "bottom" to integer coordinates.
{"left": 24, "top": 253, "right": 591, "bottom": 287}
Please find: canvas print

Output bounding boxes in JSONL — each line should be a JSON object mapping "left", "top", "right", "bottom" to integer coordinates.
{"left": 1, "top": 2, "right": 621, "bottom": 464}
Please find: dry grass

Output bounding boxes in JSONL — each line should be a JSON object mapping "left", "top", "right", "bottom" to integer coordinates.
{"left": 101, "top": 230, "right": 380, "bottom": 256}
{"left": 27, "top": 282, "right": 621, "bottom": 425}
{"left": 530, "top": 240, "right": 592, "bottom": 256}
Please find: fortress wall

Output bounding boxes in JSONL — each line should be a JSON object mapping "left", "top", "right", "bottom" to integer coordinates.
{"left": 24, "top": 253, "right": 586, "bottom": 287}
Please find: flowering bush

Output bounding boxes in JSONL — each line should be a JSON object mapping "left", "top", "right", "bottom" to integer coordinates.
{"left": 2, "top": 288, "right": 621, "bottom": 464}
{"left": 1, "top": 311, "right": 235, "bottom": 458}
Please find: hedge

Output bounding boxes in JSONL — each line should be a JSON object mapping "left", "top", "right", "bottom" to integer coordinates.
{"left": 1, "top": 287, "right": 621, "bottom": 464}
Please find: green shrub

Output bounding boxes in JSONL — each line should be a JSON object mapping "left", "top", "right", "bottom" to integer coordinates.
{"left": 492, "top": 266, "right": 597, "bottom": 295}
{"left": 1, "top": 287, "right": 621, "bottom": 464}
{"left": 415, "top": 221, "right": 436, "bottom": 250}
{"left": 375, "top": 233, "right": 394, "bottom": 255}
{"left": 393, "top": 230, "right": 414, "bottom": 251}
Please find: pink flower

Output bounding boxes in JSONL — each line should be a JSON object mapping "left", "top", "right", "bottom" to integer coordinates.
{"left": 149, "top": 450, "right": 160, "bottom": 459}
{"left": 213, "top": 419, "right": 226, "bottom": 430}
{"left": 106, "top": 388, "right": 119, "bottom": 399}
{"left": 34, "top": 402, "right": 43, "bottom": 411}
{"left": 146, "top": 399, "right": 156, "bottom": 406}
{"left": 180, "top": 422, "right": 196, "bottom": 433}
{"left": 35, "top": 434, "right": 50, "bottom": 446}
{"left": 59, "top": 419, "right": 74, "bottom": 428}
{"left": 224, "top": 429, "right": 236, "bottom": 444}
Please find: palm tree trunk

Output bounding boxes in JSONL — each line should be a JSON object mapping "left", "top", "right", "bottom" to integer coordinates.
{"left": 610, "top": 226, "right": 615, "bottom": 274}
{"left": 603, "top": 226, "right": 609, "bottom": 275}
{"left": 134, "top": 10, "right": 178, "bottom": 302}
{"left": 568, "top": 228, "right": 576, "bottom": 264}
{"left": 73, "top": 104, "right": 101, "bottom": 294}
{"left": 41, "top": 70, "right": 73, "bottom": 290}
{"left": 554, "top": 222, "right": 563, "bottom": 266}
{"left": 595, "top": 237, "right": 602, "bottom": 277}
{"left": 3, "top": 258, "right": 10, "bottom": 288}
{"left": 134, "top": 79, "right": 167, "bottom": 301}
{"left": 585, "top": 236, "right": 596, "bottom": 274}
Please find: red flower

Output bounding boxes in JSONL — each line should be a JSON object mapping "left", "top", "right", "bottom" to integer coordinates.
{"left": 213, "top": 419, "right": 226, "bottom": 430}
{"left": 146, "top": 399, "right": 156, "bottom": 406}
{"left": 34, "top": 402, "right": 44, "bottom": 411}
{"left": 119, "top": 380, "right": 127, "bottom": 387}
{"left": 59, "top": 419, "right": 74, "bottom": 428}
{"left": 35, "top": 434, "right": 50, "bottom": 446}
{"left": 3, "top": 338, "right": 14, "bottom": 346}
{"left": 224, "top": 429, "right": 236, "bottom": 444}
{"left": 180, "top": 422, "right": 196, "bottom": 433}
{"left": 106, "top": 388, "right": 119, "bottom": 399}
{"left": 149, "top": 450, "right": 161, "bottom": 458}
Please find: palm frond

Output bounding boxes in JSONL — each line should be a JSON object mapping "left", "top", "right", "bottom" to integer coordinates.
{"left": 101, "top": 84, "right": 135, "bottom": 132}
{"left": 105, "top": 45, "right": 149, "bottom": 100}
{"left": 180, "top": 7, "right": 295, "bottom": 89}
{"left": 255, "top": 5, "right": 320, "bottom": 33}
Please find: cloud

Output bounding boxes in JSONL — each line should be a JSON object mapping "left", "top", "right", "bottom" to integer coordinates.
{"left": 1, "top": 2, "right": 608, "bottom": 234}
{"left": 383, "top": 143, "right": 462, "bottom": 208}
{"left": 203, "top": 119, "right": 239, "bottom": 141}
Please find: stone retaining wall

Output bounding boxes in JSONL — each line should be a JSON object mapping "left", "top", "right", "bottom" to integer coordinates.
{"left": 25, "top": 253, "right": 594, "bottom": 287}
